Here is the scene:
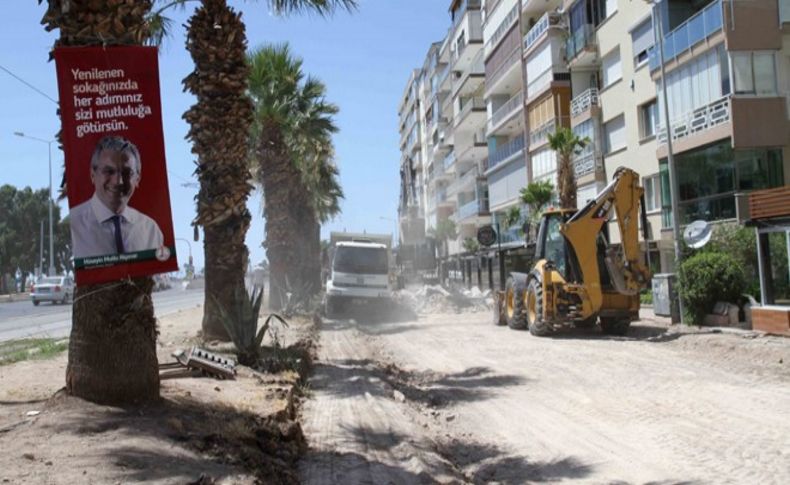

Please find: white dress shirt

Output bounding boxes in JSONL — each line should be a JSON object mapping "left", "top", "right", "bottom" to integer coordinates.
{"left": 70, "top": 193, "right": 164, "bottom": 259}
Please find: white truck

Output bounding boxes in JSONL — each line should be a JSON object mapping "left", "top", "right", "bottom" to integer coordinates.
{"left": 325, "top": 232, "right": 393, "bottom": 317}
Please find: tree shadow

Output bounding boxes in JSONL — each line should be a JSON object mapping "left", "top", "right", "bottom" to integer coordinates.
{"left": 309, "top": 359, "right": 526, "bottom": 408}
{"left": 36, "top": 393, "right": 304, "bottom": 483}
{"left": 436, "top": 438, "right": 594, "bottom": 484}
{"left": 299, "top": 449, "right": 440, "bottom": 484}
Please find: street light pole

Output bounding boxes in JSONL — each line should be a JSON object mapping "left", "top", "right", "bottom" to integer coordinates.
{"left": 175, "top": 237, "right": 193, "bottom": 278}
{"left": 648, "top": 0, "right": 685, "bottom": 323}
{"left": 15, "top": 132, "right": 55, "bottom": 276}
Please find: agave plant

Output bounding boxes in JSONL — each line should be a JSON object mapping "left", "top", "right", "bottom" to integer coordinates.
{"left": 213, "top": 285, "right": 288, "bottom": 366}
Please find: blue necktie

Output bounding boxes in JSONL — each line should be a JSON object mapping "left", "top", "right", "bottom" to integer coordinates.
{"left": 110, "top": 215, "right": 125, "bottom": 253}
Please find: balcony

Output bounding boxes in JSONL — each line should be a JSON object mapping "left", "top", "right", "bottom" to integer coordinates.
{"left": 457, "top": 197, "right": 490, "bottom": 220}
{"left": 447, "top": 167, "right": 479, "bottom": 198}
{"left": 443, "top": 151, "right": 457, "bottom": 171}
{"left": 486, "top": 45, "right": 520, "bottom": 93}
{"left": 648, "top": 0, "right": 723, "bottom": 71}
{"left": 570, "top": 88, "right": 599, "bottom": 118}
{"left": 573, "top": 150, "right": 603, "bottom": 178}
{"left": 565, "top": 23, "right": 596, "bottom": 63}
{"left": 526, "top": 67, "right": 568, "bottom": 101}
{"left": 484, "top": 2, "right": 519, "bottom": 57}
{"left": 454, "top": 97, "right": 486, "bottom": 128}
{"left": 453, "top": 50, "right": 485, "bottom": 98}
{"left": 529, "top": 117, "right": 558, "bottom": 147}
{"left": 487, "top": 136, "right": 525, "bottom": 172}
{"left": 452, "top": 0, "right": 482, "bottom": 30}
{"left": 488, "top": 91, "right": 523, "bottom": 134}
{"left": 523, "top": 12, "right": 561, "bottom": 53}
{"left": 657, "top": 96, "right": 729, "bottom": 146}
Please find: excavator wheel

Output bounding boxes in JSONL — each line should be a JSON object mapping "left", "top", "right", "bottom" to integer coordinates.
{"left": 492, "top": 291, "right": 507, "bottom": 326}
{"left": 505, "top": 276, "right": 527, "bottom": 330}
{"left": 526, "top": 278, "right": 552, "bottom": 337}
{"left": 600, "top": 317, "right": 631, "bottom": 336}
{"left": 575, "top": 316, "right": 598, "bottom": 328}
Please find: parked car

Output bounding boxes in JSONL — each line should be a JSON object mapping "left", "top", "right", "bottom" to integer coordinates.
{"left": 31, "top": 276, "right": 75, "bottom": 306}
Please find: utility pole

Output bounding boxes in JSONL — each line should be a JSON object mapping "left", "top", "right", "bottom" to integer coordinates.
{"left": 15, "top": 132, "right": 55, "bottom": 276}
{"left": 648, "top": 0, "right": 685, "bottom": 323}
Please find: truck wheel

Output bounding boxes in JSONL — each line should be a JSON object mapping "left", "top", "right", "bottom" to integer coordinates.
{"left": 600, "top": 317, "right": 630, "bottom": 336}
{"left": 505, "top": 276, "right": 527, "bottom": 330}
{"left": 526, "top": 279, "right": 552, "bottom": 337}
{"left": 492, "top": 291, "right": 506, "bottom": 326}
{"left": 325, "top": 296, "right": 340, "bottom": 319}
{"left": 32, "top": 300, "right": 39, "bottom": 306}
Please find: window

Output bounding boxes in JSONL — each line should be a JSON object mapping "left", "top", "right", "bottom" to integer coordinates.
{"left": 639, "top": 100, "right": 657, "bottom": 139}
{"left": 731, "top": 52, "right": 777, "bottom": 95}
{"left": 602, "top": 48, "right": 622, "bottom": 88}
{"left": 643, "top": 174, "right": 661, "bottom": 213}
{"left": 657, "top": 46, "right": 728, "bottom": 124}
{"left": 631, "top": 18, "right": 653, "bottom": 67}
{"left": 603, "top": 114, "right": 625, "bottom": 154}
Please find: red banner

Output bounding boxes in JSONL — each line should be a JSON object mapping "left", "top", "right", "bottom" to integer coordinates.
{"left": 54, "top": 46, "right": 177, "bottom": 285}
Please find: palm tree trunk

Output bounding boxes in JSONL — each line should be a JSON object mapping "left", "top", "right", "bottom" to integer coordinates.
{"left": 42, "top": 0, "right": 160, "bottom": 404}
{"left": 258, "top": 121, "right": 302, "bottom": 311}
{"left": 183, "top": 0, "right": 254, "bottom": 339}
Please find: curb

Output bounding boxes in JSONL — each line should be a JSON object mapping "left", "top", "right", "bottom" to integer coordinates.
{"left": 0, "top": 294, "right": 30, "bottom": 304}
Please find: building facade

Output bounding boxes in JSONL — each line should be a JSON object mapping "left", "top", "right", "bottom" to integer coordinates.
{"left": 398, "top": 0, "right": 790, "bottom": 279}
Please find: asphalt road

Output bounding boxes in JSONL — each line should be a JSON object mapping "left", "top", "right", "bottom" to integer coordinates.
{"left": 0, "top": 287, "right": 204, "bottom": 342}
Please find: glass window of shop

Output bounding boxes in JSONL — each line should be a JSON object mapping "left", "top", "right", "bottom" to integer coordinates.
{"left": 659, "top": 141, "right": 784, "bottom": 227}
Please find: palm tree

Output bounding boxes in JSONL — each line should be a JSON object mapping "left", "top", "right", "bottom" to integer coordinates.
{"left": 428, "top": 218, "right": 457, "bottom": 258}
{"left": 547, "top": 127, "right": 589, "bottom": 210}
{"left": 183, "top": 0, "right": 254, "bottom": 341}
{"left": 247, "top": 44, "right": 342, "bottom": 309}
{"left": 152, "top": 0, "right": 356, "bottom": 335}
{"left": 40, "top": 0, "right": 160, "bottom": 404}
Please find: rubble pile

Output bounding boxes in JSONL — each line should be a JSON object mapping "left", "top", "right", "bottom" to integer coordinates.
{"left": 394, "top": 284, "right": 492, "bottom": 315}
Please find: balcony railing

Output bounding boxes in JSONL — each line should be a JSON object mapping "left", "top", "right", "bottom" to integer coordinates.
{"left": 570, "top": 88, "right": 599, "bottom": 118}
{"left": 648, "top": 0, "right": 723, "bottom": 71}
{"left": 486, "top": 46, "right": 520, "bottom": 91}
{"left": 565, "top": 23, "right": 595, "bottom": 62}
{"left": 485, "top": 2, "right": 519, "bottom": 55}
{"left": 457, "top": 197, "right": 489, "bottom": 220}
{"left": 573, "top": 152, "right": 603, "bottom": 178}
{"left": 529, "top": 117, "right": 556, "bottom": 146}
{"left": 452, "top": 0, "right": 481, "bottom": 30}
{"left": 523, "top": 12, "right": 561, "bottom": 52}
{"left": 447, "top": 168, "right": 479, "bottom": 197}
{"left": 657, "top": 96, "right": 730, "bottom": 145}
{"left": 526, "top": 66, "right": 552, "bottom": 98}
{"left": 488, "top": 91, "right": 523, "bottom": 133}
{"left": 487, "top": 136, "right": 525, "bottom": 171}
{"left": 454, "top": 97, "right": 486, "bottom": 127}
{"left": 443, "top": 151, "right": 457, "bottom": 171}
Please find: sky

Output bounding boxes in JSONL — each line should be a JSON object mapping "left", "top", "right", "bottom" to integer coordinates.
{"left": 0, "top": 1, "right": 451, "bottom": 272}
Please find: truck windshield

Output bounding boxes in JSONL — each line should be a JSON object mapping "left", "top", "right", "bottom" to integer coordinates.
{"left": 333, "top": 247, "right": 388, "bottom": 275}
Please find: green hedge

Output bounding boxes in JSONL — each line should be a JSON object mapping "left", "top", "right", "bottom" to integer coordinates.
{"left": 678, "top": 251, "right": 745, "bottom": 325}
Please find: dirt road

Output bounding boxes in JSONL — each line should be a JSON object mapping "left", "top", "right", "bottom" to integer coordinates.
{"left": 299, "top": 309, "right": 790, "bottom": 484}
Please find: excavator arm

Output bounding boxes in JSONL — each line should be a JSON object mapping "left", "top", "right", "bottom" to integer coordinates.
{"left": 559, "top": 167, "right": 652, "bottom": 314}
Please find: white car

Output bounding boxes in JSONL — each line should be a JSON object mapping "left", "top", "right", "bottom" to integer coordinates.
{"left": 31, "top": 276, "right": 75, "bottom": 306}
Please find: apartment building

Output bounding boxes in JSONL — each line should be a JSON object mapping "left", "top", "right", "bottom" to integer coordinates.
{"left": 648, "top": 0, "right": 790, "bottom": 268}
{"left": 397, "top": 68, "right": 426, "bottom": 249}
{"left": 400, "top": 0, "right": 790, "bottom": 279}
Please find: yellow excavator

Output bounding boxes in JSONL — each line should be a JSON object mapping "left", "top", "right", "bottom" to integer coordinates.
{"left": 494, "top": 167, "right": 652, "bottom": 336}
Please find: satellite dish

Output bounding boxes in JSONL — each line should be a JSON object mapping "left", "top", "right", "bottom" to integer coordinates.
{"left": 684, "top": 220, "right": 712, "bottom": 249}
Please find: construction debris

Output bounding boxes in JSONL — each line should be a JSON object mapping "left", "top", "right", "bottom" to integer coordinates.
{"left": 159, "top": 347, "right": 236, "bottom": 380}
{"left": 394, "top": 285, "right": 492, "bottom": 314}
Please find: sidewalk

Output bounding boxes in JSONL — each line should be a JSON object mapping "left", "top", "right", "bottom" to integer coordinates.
{"left": 0, "top": 293, "right": 29, "bottom": 304}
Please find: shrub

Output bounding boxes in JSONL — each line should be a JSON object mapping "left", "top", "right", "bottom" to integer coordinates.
{"left": 678, "top": 252, "right": 745, "bottom": 325}
{"left": 639, "top": 289, "right": 653, "bottom": 305}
